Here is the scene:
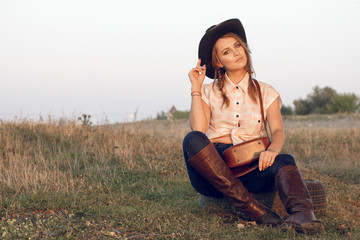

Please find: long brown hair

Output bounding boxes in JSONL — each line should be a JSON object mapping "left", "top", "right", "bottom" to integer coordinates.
{"left": 211, "top": 33, "right": 258, "bottom": 107}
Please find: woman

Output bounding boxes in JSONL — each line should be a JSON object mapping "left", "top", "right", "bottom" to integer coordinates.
{"left": 182, "top": 18, "right": 326, "bottom": 234}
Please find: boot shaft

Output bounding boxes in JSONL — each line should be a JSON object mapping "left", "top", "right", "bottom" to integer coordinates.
{"left": 187, "top": 142, "right": 282, "bottom": 225}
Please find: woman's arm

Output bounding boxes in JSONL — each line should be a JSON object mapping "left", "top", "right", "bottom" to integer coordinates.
{"left": 266, "top": 97, "right": 285, "bottom": 154}
{"left": 258, "top": 97, "right": 285, "bottom": 171}
{"left": 189, "top": 96, "right": 210, "bottom": 132}
{"left": 188, "top": 60, "right": 211, "bottom": 133}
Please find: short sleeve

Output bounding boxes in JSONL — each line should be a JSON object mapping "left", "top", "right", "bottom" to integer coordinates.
{"left": 201, "top": 83, "right": 211, "bottom": 106}
{"left": 262, "top": 83, "right": 282, "bottom": 110}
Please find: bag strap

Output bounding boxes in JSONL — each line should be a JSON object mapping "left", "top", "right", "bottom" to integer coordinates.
{"left": 253, "top": 79, "right": 270, "bottom": 138}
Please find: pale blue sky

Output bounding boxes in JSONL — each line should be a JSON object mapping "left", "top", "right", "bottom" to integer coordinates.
{"left": 1, "top": 0, "right": 359, "bottom": 123}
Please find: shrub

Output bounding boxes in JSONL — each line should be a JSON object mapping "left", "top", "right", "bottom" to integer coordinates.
{"left": 156, "top": 111, "right": 167, "bottom": 120}
{"left": 294, "top": 86, "right": 337, "bottom": 115}
{"left": 293, "top": 99, "right": 312, "bottom": 115}
{"left": 281, "top": 104, "right": 293, "bottom": 115}
{"left": 173, "top": 110, "right": 190, "bottom": 119}
{"left": 326, "top": 93, "right": 360, "bottom": 113}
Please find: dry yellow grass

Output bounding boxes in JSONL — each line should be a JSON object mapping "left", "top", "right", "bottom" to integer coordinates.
{"left": 0, "top": 119, "right": 189, "bottom": 197}
{"left": 0, "top": 114, "right": 359, "bottom": 238}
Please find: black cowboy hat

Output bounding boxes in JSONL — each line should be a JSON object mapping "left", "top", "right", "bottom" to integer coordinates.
{"left": 198, "top": 18, "right": 247, "bottom": 79}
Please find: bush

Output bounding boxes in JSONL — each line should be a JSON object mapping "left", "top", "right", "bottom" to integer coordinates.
{"left": 281, "top": 104, "right": 293, "bottom": 115}
{"left": 173, "top": 110, "right": 190, "bottom": 119}
{"left": 307, "top": 86, "right": 337, "bottom": 114}
{"left": 293, "top": 99, "right": 312, "bottom": 115}
{"left": 294, "top": 86, "right": 337, "bottom": 115}
{"left": 326, "top": 93, "right": 360, "bottom": 113}
{"left": 156, "top": 111, "right": 167, "bottom": 120}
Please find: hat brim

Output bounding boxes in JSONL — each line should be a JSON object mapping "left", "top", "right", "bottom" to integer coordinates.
{"left": 198, "top": 19, "right": 247, "bottom": 79}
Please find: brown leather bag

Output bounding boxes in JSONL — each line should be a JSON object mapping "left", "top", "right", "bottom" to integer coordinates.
{"left": 222, "top": 79, "right": 270, "bottom": 177}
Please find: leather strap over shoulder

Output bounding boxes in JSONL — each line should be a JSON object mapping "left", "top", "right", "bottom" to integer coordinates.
{"left": 253, "top": 79, "right": 270, "bottom": 138}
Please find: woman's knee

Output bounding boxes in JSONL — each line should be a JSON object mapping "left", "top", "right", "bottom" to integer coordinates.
{"left": 274, "top": 154, "right": 296, "bottom": 168}
{"left": 182, "top": 131, "right": 210, "bottom": 158}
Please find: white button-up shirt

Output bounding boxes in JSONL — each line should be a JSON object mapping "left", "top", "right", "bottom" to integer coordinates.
{"left": 201, "top": 73, "right": 282, "bottom": 145}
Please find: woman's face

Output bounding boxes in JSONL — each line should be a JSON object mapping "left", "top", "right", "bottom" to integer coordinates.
{"left": 214, "top": 37, "right": 247, "bottom": 73}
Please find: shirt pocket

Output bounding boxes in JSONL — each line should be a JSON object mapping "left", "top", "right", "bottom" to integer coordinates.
{"left": 246, "top": 112, "right": 263, "bottom": 136}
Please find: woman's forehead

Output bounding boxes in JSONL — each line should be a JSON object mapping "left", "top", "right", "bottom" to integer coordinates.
{"left": 215, "top": 37, "right": 238, "bottom": 50}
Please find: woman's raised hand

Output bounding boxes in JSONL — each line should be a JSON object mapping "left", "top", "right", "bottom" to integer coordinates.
{"left": 188, "top": 59, "right": 206, "bottom": 91}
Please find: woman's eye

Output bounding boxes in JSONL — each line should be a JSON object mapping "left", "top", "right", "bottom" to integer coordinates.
{"left": 235, "top": 43, "right": 241, "bottom": 48}
{"left": 223, "top": 50, "right": 229, "bottom": 55}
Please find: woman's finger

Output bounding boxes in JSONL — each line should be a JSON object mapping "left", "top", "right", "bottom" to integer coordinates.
{"left": 196, "top": 59, "right": 202, "bottom": 68}
{"left": 196, "top": 59, "right": 206, "bottom": 70}
{"left": 259, "top": 151, "right": 276, "bottom": 171}
{"left": 191, "top": 66, "right": 206, "bottom": 77}
{"left": 202, "top": 66, "right": 206, "bottom": 75}
{"left": 265, "top": 153, "right": 277, "bottom": 170}
{"left": 259, "top": 153, "right": 266, "bottom": 171}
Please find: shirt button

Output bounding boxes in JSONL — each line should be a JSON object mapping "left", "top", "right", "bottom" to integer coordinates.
{"left": 236, "top": 86, "right": 239, "bottom": 89}
{"left": 236, "top": 115, "right": 239, "bottom": 118}
{"left": 258, "top": 120, "right": 261, "bottom": 123}
{"left": 236, "top": 102, "right": 239, "bottom": 105}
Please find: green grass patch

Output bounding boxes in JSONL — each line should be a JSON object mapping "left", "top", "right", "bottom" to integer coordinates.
{"left": 0, "top": 117, "right": 359, "bottom": 239}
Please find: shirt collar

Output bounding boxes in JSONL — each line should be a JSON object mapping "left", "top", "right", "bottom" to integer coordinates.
{"left": 224, "top": 72, "right": 249, "bottom": 93}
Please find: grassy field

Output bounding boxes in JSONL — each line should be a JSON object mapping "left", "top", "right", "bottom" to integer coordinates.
{"left": 0, "top": 114, "right": 359, "bottom": 239}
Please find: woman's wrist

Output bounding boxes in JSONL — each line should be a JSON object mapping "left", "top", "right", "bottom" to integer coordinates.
{"left": 191, "top": 91, "right": 202, "bottom": 97}
{"left": 267, "top": 148, "right": 279, "bottom": 154}
{"left": 191, "top": 83, "right": 202, "bottom": 92}
{"left": 191, "top": 88, "right": 201, "bottom": 93}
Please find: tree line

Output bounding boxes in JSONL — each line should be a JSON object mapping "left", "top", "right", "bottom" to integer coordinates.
{"left": 282, "top": 86, "right": 360, "bottom": 115}
{"left": 156, "top": 110, "right": 190, "bottom": 120}
{"left": 156, "top": 85, "right": 360, "bottom": 120}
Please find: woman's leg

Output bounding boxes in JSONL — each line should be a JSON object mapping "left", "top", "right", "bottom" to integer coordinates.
{"left": 183, "top": 131, "right": 223, "bottom": 197}
{"left": 239, "top": 154, "right": 296, "bottom": 193}
{"left": 182, "top": 131, "right": 239, "bottom": 197}
{"left": 275, "top": 164, "right": 326, "bottom": 233}
{"left": 182, "top": 131, "right": 283, "bottom": 226}
{"left": 238, "top": 154, "right": 325, "bottom": 233}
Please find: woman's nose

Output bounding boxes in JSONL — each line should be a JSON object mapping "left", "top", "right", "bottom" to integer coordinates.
{"left": 233, "top": 49, "right": 239, "bottom": 56}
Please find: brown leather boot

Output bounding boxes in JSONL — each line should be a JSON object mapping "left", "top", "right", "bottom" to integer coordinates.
{"left": 275, "top": 165, "right": 326, "bottom": 234}
{"left": 188, "top": 143, "right": 282, "bottom": 226}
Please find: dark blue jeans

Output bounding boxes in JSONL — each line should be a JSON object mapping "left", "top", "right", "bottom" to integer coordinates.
{"left": 183, "top": 131, "right": 296, "bottom": 197}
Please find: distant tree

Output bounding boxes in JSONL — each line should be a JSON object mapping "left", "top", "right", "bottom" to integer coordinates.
{"left": 293, "top": 86, "right": 337, "bottom": 115}
{"left": 293, "top": 99, "right": 312, "bottom": 115}
{"left": 281, "top": 104, "right": 293, "bottom": 115}
{"left": 326, "top": 93, "right": 360, "bottom": 113}
{"left": 173, "top": 110, "right": 190, "bottom": 119}
{"left": 157, "top": 108, "right": 190, "bottom": 120}
{"left": 156, "top": 111, "right": 167, "bottom": 120}
{"left": 307, "top": 86, "right": 337, "bottom": 114}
